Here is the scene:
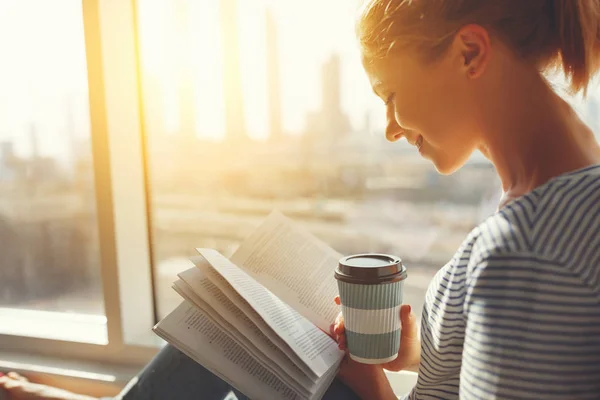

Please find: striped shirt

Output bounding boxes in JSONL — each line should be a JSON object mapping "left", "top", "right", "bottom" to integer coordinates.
{"left": 407, "top": 165, "right": 600, "bottom": 399}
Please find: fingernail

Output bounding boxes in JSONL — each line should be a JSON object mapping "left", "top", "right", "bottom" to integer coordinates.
{"left": 407, "top": 305, "right": 411, "bottom": 314}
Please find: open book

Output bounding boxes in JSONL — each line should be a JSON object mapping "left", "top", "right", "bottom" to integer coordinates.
{"left": 153, "top": 211, "right": 346, "bottom": 400}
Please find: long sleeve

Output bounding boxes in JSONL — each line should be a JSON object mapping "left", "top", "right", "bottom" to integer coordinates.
{"left": 461, "top": 253, "right": 600, "bottom": 399}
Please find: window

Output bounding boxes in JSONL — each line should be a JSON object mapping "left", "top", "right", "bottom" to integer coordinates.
{"left": 139, "top": 0, "right": 600, "bottom": 322}
{"left": 1, "top": 0, "right": 598, "bottom": 378}
{"left": 0, "top": 0, "right": 106, "bottom": 344}
{"left": 0, "top": 0, "right": 156, "bottom": 366}
{"left": 137, "top": 0, "right": 512, "bottom": 322}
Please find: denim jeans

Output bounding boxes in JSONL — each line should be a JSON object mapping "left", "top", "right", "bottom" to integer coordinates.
{"left": 113, "top": 345, "right": 360, "bottom": 400}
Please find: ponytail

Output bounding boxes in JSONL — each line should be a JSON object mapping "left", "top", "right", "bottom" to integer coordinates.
{"left": 357, "top": 0, "right": 600, "bottom": 93}
{"left": 553, "top": 0, "right": 600, "bottom": 93}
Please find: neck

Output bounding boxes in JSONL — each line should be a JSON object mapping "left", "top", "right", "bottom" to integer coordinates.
{"left": 478, "top": 71, "right": 600, "bottom": 198}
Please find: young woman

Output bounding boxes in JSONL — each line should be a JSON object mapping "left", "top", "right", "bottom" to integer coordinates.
{"left": 332, "top": 0, "right": 600, "bottom": 399}
{"left": 3, "top": 0, "right": 599, "bottom": 399}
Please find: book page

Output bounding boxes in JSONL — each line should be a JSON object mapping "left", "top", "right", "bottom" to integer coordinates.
{"left": 178, "top": 265, "right": 317, "bottom": 387}
{"left": 153, "top": 302, "right": 301, "bottom": 400}
{"left": 173, "top": 274, "right": 315, "bottom": 396}
{"left": 189, "top": 258, "right": 318, "bottom": 381}
{"left": 230, "top": 210, "right": 341, "bottom": 331}
{"left": 197, "top": 248, "right": 343, "bottom": 378}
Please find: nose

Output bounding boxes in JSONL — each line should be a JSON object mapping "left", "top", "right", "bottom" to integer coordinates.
{"left": 385, "top": 104, "right": 404, "bottom": 142}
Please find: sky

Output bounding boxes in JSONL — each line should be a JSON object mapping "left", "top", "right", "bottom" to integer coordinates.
{"left": 137, "top": 0, "right": 382, "bottom": 140}
{"left": 0, "top": 1, "right": 91, "bottom": 161}
{"left": 0, "top": 0, "right": 598, "bottom": 160}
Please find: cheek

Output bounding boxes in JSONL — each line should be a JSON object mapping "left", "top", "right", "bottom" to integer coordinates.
{"left": 391, "top": 76, "right": 472, "bottom": 146}
{"left": 390, "top": 99, "right": 413, "bottom": 127}
{"left": 424, "top": 93, "right": 473, "bottom": 145}
{"left": 392, "top": 96, "right": 431, "bottom": 130}
{"left": 389, "top": 77, "right": 433, "bottom": 128}
{"left": 419, "top": 69, "right": 473, "bottom": 140}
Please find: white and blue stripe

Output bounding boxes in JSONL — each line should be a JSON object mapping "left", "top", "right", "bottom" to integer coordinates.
{"left": 405, "top": 165, "right": 600, "bottom": 399}
{"left": 338, "top": 279, "right": 404, "bottom": 363}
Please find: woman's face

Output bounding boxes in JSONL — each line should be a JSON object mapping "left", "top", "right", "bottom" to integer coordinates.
{"left": 362, "top": 47, "right": 483, "bottom": 174}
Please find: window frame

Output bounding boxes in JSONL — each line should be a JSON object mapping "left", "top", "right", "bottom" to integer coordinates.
{"left": 0, "top": 0, "right": 158, "bottom": 369}
{"left": 0, "top": 1, "right": 440, "bottom": 393}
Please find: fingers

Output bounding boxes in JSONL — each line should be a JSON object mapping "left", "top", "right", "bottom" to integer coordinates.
{"left": 0, "top": 377, "right": 24, "bottom": 390}
{"left": 400, "top": 304, "right": 419, "bottom": 339}
{"left": 337, "top": 335, "right": 346, "bottom": 350}
{"left": 0, "top": 372, "right": 30, "bottom": 391}
{"left": 8, "top": 372, "right": 27, "bottom": 382}
{"left": 331, "top": 297, "right": 345, "bottom": 335}
{"left": 332, "top": 297, "right": 347, "bottom": 350}
{"left": 334, "top": 312, "right": 344, "bottom": 334}
{"left": 334, "top": 316, "right": 346, "bottom": 350}
{"left": 400, "top": 304, "right": 411, "bottom": 321}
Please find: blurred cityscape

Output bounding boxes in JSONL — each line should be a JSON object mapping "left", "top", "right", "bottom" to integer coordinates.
{"left": 0, "top": 0, "right": 599, "bottom": 324}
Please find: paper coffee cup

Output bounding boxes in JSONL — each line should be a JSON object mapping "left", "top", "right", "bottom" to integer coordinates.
{"left": 334, "top": 254, "right": 407, "bottom": 364}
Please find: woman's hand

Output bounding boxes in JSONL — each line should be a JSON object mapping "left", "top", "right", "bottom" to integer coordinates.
{"left": 0, "top": 372, "right": 97, "bottom": 400}
{"left": 330, "top": 296, "right": 421, "bottom": 372}
{"left": 336, "top": 358, "right": 397, "bottom": 400}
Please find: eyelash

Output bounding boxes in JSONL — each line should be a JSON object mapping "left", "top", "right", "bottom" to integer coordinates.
{"left": 385, "top": 93, "right": 396, "bottom": 106}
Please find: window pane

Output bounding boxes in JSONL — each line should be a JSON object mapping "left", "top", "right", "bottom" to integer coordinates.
{"left": 139, "top": 0, "right": 600, "bottom": 320}
{"left": 0, "top": 1, "right": 105, "bottom": 343}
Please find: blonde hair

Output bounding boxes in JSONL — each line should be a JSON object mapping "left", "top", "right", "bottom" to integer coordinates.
{"left": 357, "top": 0, "right": 600, "bottom": 93}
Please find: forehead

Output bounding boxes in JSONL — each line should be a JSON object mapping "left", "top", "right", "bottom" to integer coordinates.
{"left": 362, "top": 51, "right": 425, "bottom": 90}
{"left": 361, "top": 54, "right": 394, "bottom": 94}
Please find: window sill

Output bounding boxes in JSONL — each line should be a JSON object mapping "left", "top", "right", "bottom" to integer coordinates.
{"left": 0, "top": 308, "right": 108, "bottom": 345}
{"left": 0, "top": 350, "right": 140, "bottom": 398}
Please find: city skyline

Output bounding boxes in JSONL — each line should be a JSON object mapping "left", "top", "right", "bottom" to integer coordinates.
{"left": 1, "top": 0, "right": 598, "bottom": 326}
{"left": 1, "top": 0, "right": 599, "bottom": 161}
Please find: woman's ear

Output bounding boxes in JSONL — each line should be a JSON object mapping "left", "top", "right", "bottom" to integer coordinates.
{"left": 453, "top": 24, "right": 491, "bottom": 79}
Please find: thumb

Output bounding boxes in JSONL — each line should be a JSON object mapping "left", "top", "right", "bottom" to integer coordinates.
{"left": 400, "top": 304, "right": 418, "bottom": 339}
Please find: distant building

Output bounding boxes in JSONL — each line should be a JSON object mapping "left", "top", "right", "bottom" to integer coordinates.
{"left": 266, "top": 8, "right": 283, "bottom": 142}
{"left": 322, "top": 55, "right": 342, "bottom": 120}
{"left": 304, "top": 54, "right": 351, "bottom": 142}
{"left": 0, "top": 128, "right": 62, "bottom": 186}
{"left": 173, "top": 0, "right": 197, "bottom": 140}
{"left": 220, "top": 0, "right": 247, "bottom": 143}
{"left": 26, "top": 125, "right": 61, "bottom": 184}
{"left": 0, "top": 215, "right": 91, "bottom": 305}
{"left": 0, "top": 141, "right": 17, "bottom": 182}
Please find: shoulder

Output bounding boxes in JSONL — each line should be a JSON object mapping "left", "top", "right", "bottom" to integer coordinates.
{"left": 462, "top": 246, "right": 600, "bottom": 321}
{"left": 453, "top": 169, "right": 600, "bottom": 398}
{"left": 459, "top": 168, "right": 600, "bottom": 296}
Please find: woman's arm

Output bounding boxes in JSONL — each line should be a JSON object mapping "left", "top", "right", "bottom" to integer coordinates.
{"left": 462, "top": 254, "right": 600, "bottom": 398}
{"left": 337, "top": 361, "right": 398, "bottom": 400}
